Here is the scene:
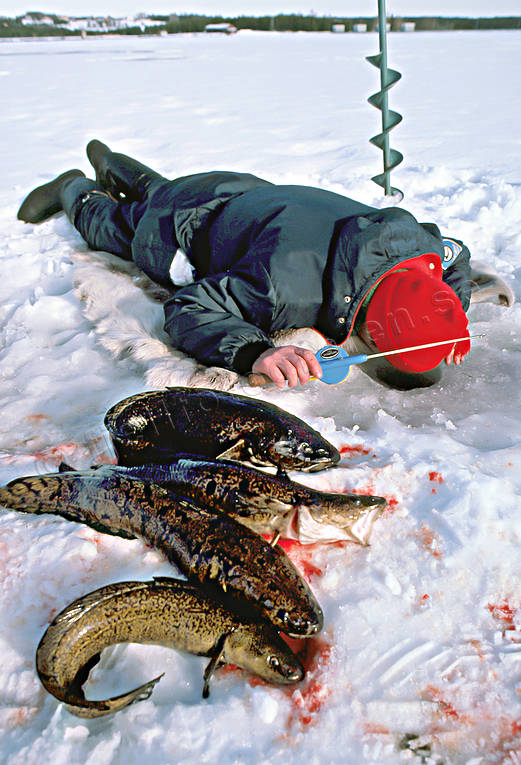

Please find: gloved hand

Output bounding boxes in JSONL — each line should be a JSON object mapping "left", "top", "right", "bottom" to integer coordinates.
{"left": 445, "top": 337, "right": 471, "bottom": 365}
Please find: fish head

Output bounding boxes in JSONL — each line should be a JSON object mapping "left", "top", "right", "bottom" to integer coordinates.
{"left": 311, "top": 492, "right": 386, "bottom": 525}
{"left": 281, "top": 605, "right": 324, "bottom": 638}
{"left": 299, "top": 494, "right": 387, "bottom": 545}
{"left": 225, "top": 624, "right": 304, "bottom": 685}
{"left": 267, "top": 429, "right": 340, "bottom": 472}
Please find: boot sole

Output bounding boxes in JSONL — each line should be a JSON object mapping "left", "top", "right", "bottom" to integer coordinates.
{"left": 17, "top": 170, "right": 86, "bottom": 224}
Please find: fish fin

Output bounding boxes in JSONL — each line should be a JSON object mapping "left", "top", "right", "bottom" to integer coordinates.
{"left": 121, "top": 464, "right": 175, "bottom": 484}
{"left": 63, "top": 673, "right": 164, "bottom": 718}
{"left": 152, "top": 576, "right": 193, "bottom": 591}
{"left": 49, "top": 582, "right": 153, "bottom": 630}
{"left": 215, "top": 439, "right": 247, "bottom": 462}
{"left": 202, "top": 633, "right": 229, "bottom": 699}
{"left": 56, "top": 512, "right": 137, "bottom": 542}
{"left": 58, "top": 462, "right": 75, "bottom": 472}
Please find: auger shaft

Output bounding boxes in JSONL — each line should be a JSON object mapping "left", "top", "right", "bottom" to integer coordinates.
{"left": 377, "top": 0, "right": 391, "bottom": 192}
{"left": 366, "top": 0, "right": 403, "bottom": 197}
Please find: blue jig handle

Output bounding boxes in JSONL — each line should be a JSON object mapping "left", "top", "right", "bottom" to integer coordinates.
{"left": 315, "top": 346, "right": 368, "bottom": 385}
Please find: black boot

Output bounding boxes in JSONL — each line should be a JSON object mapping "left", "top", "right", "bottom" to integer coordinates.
{"left": 17, "top": 169, "right": 85, "bottom": 224}
{"left": 86, "top": 139, "right": 164, "bottom": 200}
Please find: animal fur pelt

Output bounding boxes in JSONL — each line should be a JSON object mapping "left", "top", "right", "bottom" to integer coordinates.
{"left": 469, "top": 260, "right": 515, "bottom": 307}
{"left": 71, "top": 252, "right": 514, "bottom": 391}
{"left": 71, "top": 252, "right": 324, "bottom": 391}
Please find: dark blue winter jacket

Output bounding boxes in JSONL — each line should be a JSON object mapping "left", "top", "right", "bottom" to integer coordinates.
{"left": 132, "top": 172, "right": 471, "bottom": 374}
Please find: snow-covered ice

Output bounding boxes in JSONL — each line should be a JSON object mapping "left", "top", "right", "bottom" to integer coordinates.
{"left": 1, "top": 30, "right": 520, "bottom": 764}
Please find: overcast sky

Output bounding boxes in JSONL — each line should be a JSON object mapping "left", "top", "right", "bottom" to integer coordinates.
{"left": 3, "top": 1, "right": 521, "bottom": 19}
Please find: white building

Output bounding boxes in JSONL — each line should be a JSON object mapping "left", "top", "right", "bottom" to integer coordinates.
{"left": 21, "top": 14, "right": 54, "bottom": 25}
{"left": 204, "top": 23, "right": 238, "bottom": 35}
{"left": 21, "top": 14, "right": 164, "bottom": 33}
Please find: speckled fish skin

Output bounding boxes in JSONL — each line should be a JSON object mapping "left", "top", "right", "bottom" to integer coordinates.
{"left": 104, "top": 388, "right": 340, "bottom": 472}
{"left": 0, "top": 469, "right": 323, "bottom": 637}
{"left": 123, "top": 456, "right": 387, "bottom": 542}
{"left": 36, "top": 578, "right": 305, "bottom": 718}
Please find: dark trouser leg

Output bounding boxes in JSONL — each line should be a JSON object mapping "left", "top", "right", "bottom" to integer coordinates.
{"left": 348, "top": 335, "right": 443, "bottom": 390}
{"left": 61, "top": 176, "right": 147, "bottom": 260}
{"left": 86, "top": 140, "right": 165, "bottom": 202}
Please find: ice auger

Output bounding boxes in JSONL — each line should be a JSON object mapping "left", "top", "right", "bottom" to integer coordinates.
{"left": 366, "top": 0, "right": 403, "bottom": 198}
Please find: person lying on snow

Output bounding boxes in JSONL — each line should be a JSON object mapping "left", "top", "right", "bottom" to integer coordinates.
{"left": 17, "top": 140, "right": 512, "bottom": 391}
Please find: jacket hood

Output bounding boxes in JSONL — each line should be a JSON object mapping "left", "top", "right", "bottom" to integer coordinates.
{"left": 318, "top": 207, "right": 447, "bottom": 342}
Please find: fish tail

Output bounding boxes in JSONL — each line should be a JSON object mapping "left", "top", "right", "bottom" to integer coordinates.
{"left": 63, "top": 673, "right": 164, "bottom": 718}
{"left": 0, "top": 478, "right": 54, "bottom": 514}
{"left": 1, "top": 475, "right": 138, "bottom": 541}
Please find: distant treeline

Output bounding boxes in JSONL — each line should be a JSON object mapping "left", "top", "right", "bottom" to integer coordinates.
{"left": 1, "top": 13, "right": 520, "bottom": 37}
{"left": 162, "top": 14, "right": 521, "bottom": 33}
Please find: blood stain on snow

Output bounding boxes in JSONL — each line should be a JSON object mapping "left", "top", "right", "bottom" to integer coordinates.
{"left": 487, "top": 600, "right": 520, "bottom": 634}
{"left": 261, "top": 538, "right": 352, "bottom": 582}
{"left": 88, "top": 534, "right": 106, "bottom": 553}
{"left": 485, "top": 716, "right": 521, "bottom": 761}
{"left": 384, "top": 496, "right": 399, "bottom": 516}
{"left": 33, "top": 442, "right": 78, "bottom": 463}
{"left": 467, "top": 639, "right": 487, "bottom": 662}
{"left": 422, "top": 685, "right": 471, "bottom": 724}
{"left": 218, "top": 663, "right": 240, "bottom": 678}
{"left": 244, "top": 636, "right": 334, "bottom": 730}
{"left": 428, "top": 471, "right": 443, "bottom": 494}
{"left": 0, "top": 442, "right": 79, "bottom": 467}
{"left": 242, "top": 635, "right": 334, "bottom": 731}
{"left": 5, "top": 707, "right": 39, "bottom": 727}
{"left": 92, "top": 454, "right": 117, "bottom": 465}
{"left": 276, "top": 539, "right": 325, "bottom": 581}
{"left": 339, "top": 444, "right": 372, "bottom": 458}
{"left": 362, "top": 722, "right": 390, "bottom": 735}
{"left": 285, "top": 636, "right": 333, "bottom": 728}
{"left": 413, "top": 592, "right": 431, "bottom": 612}
{"left": 351, "top": 481, "right": 399, "bottom": 518}
{"left": 415, "top": 523, "right": 443, "bottom": 558}
{"left": 25, "top": 414, "right": 51, "bottom": 422}
{"left": 290, "top": 679, "right": 331, "bottom": 727}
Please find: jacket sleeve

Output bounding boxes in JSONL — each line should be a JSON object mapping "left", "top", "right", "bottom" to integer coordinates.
{"left": 420, "top": 222, "right": 472, "bottom": 311}
{"left": 441, "top": 238, "right": 472, "bottom": 312}
{"left": 162, "top": 257, "right": 276, "bottom": 374}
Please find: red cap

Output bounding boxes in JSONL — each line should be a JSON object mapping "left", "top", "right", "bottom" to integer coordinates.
{"left": 365, "top": 268, "right": 470, "bottom": 372}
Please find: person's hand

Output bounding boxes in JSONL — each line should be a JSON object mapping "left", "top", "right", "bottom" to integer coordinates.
{"left": 444, "top": 338, "right": 471, "bottom": 366}
{"left": 251, "top": 346, "right": 323, "bottom": 389}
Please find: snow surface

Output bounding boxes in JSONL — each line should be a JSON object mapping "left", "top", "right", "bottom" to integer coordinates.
{"left": 1, "top": 30, "right": 521, "bottom": 764}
